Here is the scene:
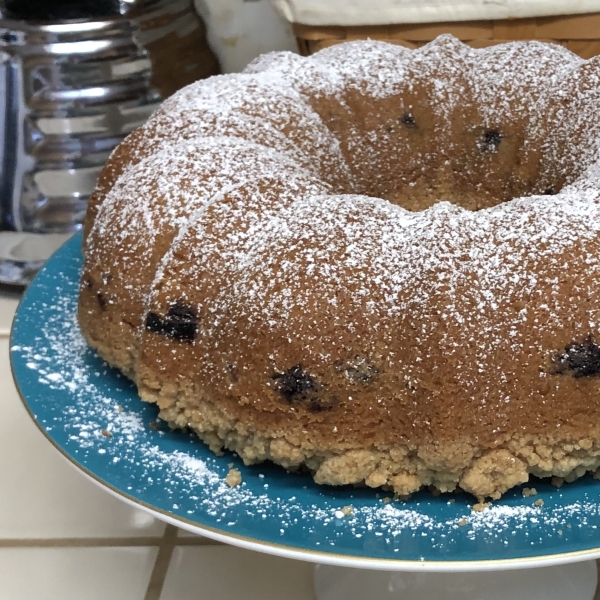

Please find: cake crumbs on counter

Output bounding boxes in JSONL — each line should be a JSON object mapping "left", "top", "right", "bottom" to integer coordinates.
{"left": 472, "top": 502, "right": 491, "bottom": 512}
{"left": 522, "top": 487, "right": 537, "bottom": 497}
{"left": 534, "top": 499, "right": 545, "bottom": 507}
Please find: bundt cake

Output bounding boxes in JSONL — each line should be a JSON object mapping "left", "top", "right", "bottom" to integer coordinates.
{"left": 79, "top": 35, "right": 600, "bottom": 501}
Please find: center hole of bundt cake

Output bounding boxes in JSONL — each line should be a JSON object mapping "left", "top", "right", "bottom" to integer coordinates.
{"left": 345, "top": 119, "right": 572, "bottom": 212}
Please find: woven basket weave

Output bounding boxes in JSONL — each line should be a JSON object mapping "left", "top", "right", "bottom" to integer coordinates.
{"left": 293, "top": 12, "right": 600, "bottom": 58}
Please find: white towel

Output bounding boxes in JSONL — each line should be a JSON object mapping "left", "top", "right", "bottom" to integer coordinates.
{"left": 273, "top": 0, "right": 600, "bottom": 26}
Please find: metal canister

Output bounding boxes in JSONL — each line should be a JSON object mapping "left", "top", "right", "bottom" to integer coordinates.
{"left": 0, "top": 0, "right": 219, "bottom": 285}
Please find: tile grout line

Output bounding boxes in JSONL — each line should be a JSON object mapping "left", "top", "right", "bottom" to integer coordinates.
{"left": 0, "top": 534, "right": 222, "bottom": 548}
{"left": 143, "top": 525, "right": 179, "bottom": 600}
{"left": 0, "top": 537, "right": 166, "bottom": 548}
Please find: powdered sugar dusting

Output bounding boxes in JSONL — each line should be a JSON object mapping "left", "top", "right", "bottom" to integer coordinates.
{"left": 147, "top": 187, "right": 600, "bottom": 441}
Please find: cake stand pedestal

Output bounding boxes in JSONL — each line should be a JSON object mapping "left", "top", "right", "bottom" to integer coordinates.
{"left": 314, "top": 561, "right": 597, "bottom": 600}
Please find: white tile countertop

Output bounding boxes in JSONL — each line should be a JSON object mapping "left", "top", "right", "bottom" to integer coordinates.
{"left": 0, "top": 290, "right": 316, "bottom": 600}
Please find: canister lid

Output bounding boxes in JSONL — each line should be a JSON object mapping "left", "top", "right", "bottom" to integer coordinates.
{"left": 0, "top": 0, "right": 156, "bottom": 22}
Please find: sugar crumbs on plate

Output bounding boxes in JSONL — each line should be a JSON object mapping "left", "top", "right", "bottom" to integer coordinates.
{"left": 226, "top": 468, "right": 242, "bottom": 487}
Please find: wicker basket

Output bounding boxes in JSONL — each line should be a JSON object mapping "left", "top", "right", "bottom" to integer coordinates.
{"left": 293, "top": 12, "right": 600, "bottom": 59}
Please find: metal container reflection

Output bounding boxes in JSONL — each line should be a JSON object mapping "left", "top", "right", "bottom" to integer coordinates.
{"left": 0, "top": 0, "right": 219, "bottom": 284}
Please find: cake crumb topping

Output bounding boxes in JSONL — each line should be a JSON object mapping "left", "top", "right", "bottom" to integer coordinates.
{"left": 226, "top": 468, "right": 242, "bottom": 488}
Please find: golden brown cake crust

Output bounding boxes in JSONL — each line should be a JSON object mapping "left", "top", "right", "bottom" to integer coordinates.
{"left": 79, "top": 36, "right": 600, "bottom": 501}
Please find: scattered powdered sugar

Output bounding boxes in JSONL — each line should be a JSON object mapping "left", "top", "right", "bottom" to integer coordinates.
{"left": 329, "top": 498, "right": 600, "bottom": 551}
